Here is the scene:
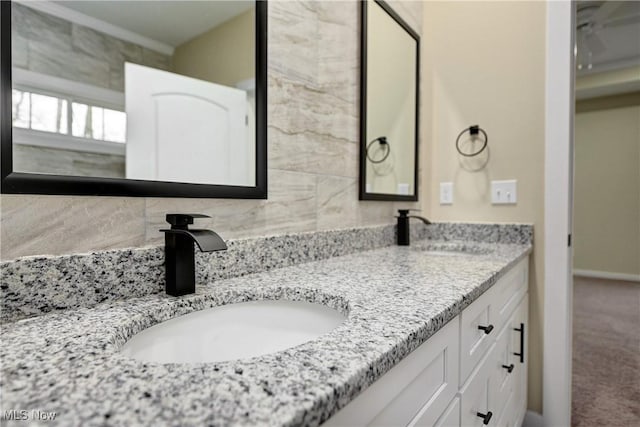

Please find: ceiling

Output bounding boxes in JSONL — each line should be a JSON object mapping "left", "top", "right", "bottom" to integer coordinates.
{"left": 576, "top": 1, "right": 640, "bottom": 75}
{"left": 54, "top": 1, "right": 253, "bottom": 47}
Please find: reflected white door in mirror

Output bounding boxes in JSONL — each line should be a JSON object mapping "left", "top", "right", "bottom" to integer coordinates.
{"left": 125, "top": 64, "right": 254, "bottom": 186}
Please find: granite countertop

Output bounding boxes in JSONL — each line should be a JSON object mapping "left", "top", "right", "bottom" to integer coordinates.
{"left": 0, "top": 239, "right": 531, "bottom": 426}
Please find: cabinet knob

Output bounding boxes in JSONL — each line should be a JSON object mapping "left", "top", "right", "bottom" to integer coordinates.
{"left": 476, "top": 411, "right": 493, "bottom": 425}
{"left": 478, "top": 324, "right": 494, "bottom": 334}
{"left": 502, "top": 363, "right": 515, "bottom": 373}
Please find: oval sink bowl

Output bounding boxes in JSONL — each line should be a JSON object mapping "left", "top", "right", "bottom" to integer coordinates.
{"left": 121, "top": 300, "right": 346, "bottom": 363}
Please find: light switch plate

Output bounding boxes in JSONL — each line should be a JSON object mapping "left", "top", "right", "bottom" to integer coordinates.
{"left": 440, "top": 182, "right": 453, "bottom": 205}
{"left": 397, "top": 183, "right": 410, "bottom": 195}
{"left": 491, "top": 180, "right": 517, "bottom": 204}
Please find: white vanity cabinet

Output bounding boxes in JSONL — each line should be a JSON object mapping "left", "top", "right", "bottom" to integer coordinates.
{"left": 459, "top": 259, "right": 528, "bottom": 427}
{"left": 324, "top": 257, "right": 529, "bottom": 427}
{"left": 324, "top": 316, "right": 460, "bottom": 427}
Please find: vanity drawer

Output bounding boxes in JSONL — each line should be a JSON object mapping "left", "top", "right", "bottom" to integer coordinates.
{"left": 492, "top": 259, "right": 528, "bottom": 332}
{"left": 493, "top": 388, "right": 517, "bottom": 427}
{"left": 459, "top": 287, "right": 498, "bottom": 384}
{"left": 459, "top": 344, "right": 495, "bottom": 427}
{"left": 426, "top": 396, "right": 460, "bottom": 427}
{"left": 324, "top": 317, "right": 459, "bottom": 427}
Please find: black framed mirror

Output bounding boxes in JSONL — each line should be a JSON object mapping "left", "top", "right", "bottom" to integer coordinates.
{"left": 1, "top": 0, "right": 267, "bottom": 198}
{"left": 359, "top": 0, "right": 419, "bottom": 201}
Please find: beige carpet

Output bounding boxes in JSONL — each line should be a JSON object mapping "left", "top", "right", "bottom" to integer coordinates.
{"left": 572, "top": 276, "right": 640, "bottom": 427}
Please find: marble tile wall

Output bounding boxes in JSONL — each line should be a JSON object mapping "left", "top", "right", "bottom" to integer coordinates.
{"left": 13, "top": 145, "right": 125, "bottom": 178}
{"left": 11, "top": 3, "right": 172, "bottom": 92}
{"left": 1, "top": 1, "right": 423, "bottom": 261}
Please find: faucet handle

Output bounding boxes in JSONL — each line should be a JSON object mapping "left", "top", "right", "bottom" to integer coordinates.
{"left": 166, "top": 213, "right": 210, "bottom": 229}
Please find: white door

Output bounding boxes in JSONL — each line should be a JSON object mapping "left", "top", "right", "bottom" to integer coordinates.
{"left": 125, "top": 63, "right": 253, "bottom": 186}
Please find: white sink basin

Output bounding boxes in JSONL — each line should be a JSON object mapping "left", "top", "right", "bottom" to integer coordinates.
{"left": 120, "top": 300, "right": 346, "bottom": 363}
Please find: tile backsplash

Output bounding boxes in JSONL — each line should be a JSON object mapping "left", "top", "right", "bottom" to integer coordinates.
{"left": 0, "top": 221, "right": 533, "bottom": 323}
{"left": 0, "top": 224, "right": 400, "bottom": 322}
{"left": 0, "top": 0, "right": 423, "bottom": 261}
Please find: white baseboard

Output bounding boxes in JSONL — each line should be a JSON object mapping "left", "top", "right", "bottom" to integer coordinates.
{"left": 573, "top": 269, "right": 640, "bottom": 283}
{"left": 522, "top": 410, "right": 543, "bottom": 427}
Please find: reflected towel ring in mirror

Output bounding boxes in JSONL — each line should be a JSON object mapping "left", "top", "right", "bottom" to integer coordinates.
{"left": 456, "top": 125, "right": 488, "bottom": 157}
{"left": 372, "top": 149, "right": 395, "bottom": 177}
{"left": 366, "top": 136, "right": 391, "bottom": 164}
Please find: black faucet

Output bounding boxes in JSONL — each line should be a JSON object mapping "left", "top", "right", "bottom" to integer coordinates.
{"left": 159, "top": 214, "right": 227, "bottom": 296}
{"left": 396, "top": 209, "right": 432, "bottom": 246}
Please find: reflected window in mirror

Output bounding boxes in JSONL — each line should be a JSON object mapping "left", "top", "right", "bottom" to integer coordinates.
{"left": 359, "top": 0, "right": 419, "bottom": 201}
{"left": 2, "top": 0, "right": 267, "bottom": 198}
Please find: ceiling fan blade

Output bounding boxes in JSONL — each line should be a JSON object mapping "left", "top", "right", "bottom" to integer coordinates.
{"left": 588, "top": 32, "right": 607, "bottom": 55}
{"left": 602, "top": 14, "right": 640, "bottom": 28}
{"left": 590, "top": 2, "right": 624, "bottom": 25}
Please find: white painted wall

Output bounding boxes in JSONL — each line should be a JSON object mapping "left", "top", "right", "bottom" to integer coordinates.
{"left": 421, "top": 0, "right": 546, "bottom": 413}
{"left": 574, "top": 104, "right": 640, "bottom": 278}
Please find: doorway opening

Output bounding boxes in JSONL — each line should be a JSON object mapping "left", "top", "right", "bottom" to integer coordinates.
{"left": 571, "top": 2, "right": 640, "bottom": 425}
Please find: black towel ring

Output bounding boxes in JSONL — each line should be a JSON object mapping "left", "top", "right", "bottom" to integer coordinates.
{"left": 366, "top": 136, "right": 391, "bottom": 164}
{"left": 456, "top": 125, "right": 488, "bottom": 157}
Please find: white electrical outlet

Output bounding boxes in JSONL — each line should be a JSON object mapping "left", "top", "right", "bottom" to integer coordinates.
{"left": 491, "top": 180, "right": 517, "bottom": 204}
{"left": 440, "top": 182, "right": 453, "bottom": 205}
{"left": 397, "top": 183, "right": 410, "bottom": 195}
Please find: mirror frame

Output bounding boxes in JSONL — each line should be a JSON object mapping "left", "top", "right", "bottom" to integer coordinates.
{"left": 359, "top": 0, "right": 419, "bottom": 202}
{"left": 0, "top": 1, "right": 268, "bottom": 199}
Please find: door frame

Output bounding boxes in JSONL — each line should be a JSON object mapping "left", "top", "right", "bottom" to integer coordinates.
{"left": 543, "top": 1, "right": 575, "bottom": 425}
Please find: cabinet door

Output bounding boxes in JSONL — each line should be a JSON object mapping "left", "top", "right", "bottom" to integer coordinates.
{"left": 490, "top": 318, "right": 516, "bottom": 421}
{"left": 510, "top": 295, "right": 528, "bottom": 425}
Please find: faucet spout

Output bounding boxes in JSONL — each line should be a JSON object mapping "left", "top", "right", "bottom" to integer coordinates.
{"left": 159, "top": 214, "right": 227, "bottom": 297}
{"left": 408, "top": 215, "right": 432, "bottom": 225}
{"left": 159, "top": 229, "right": 227, "bottom": 252}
